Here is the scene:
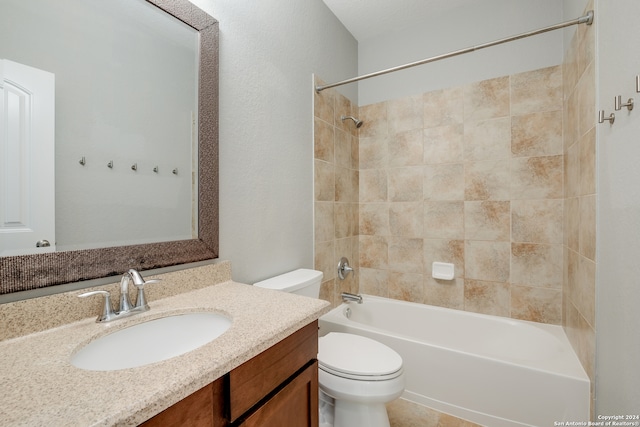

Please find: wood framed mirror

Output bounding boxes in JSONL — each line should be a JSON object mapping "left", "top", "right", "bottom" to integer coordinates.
{"left": 0, "top": 0, "right": 218, "bottom": 296}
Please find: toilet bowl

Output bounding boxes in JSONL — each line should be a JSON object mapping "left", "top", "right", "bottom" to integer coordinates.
{"left": 254, "top": 269, "right": 405, "bottom": 427}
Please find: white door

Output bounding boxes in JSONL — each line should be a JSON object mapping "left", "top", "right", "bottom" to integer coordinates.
{"left": 0, "top": 59, "right": 55, "bottom": 256}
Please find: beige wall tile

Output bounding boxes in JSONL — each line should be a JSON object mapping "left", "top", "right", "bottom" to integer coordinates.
{"left": 424, "top": 239, "right": 465, "bottom": 279}
{"left": 464, "top": 279, "right": 510, "bottom": 316}
{"left": 464, "top": 76, "right": 510, "bottom": 122}
{"left": 465, "top": 240, "right": 510, "bottom": 282}
{"left": 564, "top": 299, "right": 596, "bottom": 385}
{"left": 335, "top": 203, "right": 358, "bottom": 239}
{"left": 359, "top": 235, "right": 388, "bottom": 270}
{"left": 359, "top": 135, "right": 389, "bottom": 169}
{"left": 511, "top": 243, "right": 562, "bottom": 289}
{"left": 511, "top": 65, "right": 562, "bottom": 116}
{"left": 464, "top": 159, "right": 510, "bottom": 201}
{"left": 314, "top": 117, "right": 334, "bottom": 162}
{"left": 315, "top": 240, "right": 335, "bottom": 282}
{"left": 580, "top": 128, "right": 596, "bottom": 196}
{"left": 424, "top": 201, "right": 464, "bottom": 239}
{"left": 563, "top": 36, "right": 579, "bottom": 102}
{"left": 577, "top": 255, "right": 596, "bottom": 327}
{"left": 464, "top": 117, "right": 511, "bottom": 162}
{"left": 577, "top": 62, "right": 596, "bottom": 138}
{"left": 388, "top": 95, "right": 423, "bottom": 133}
{"left": 360, "top": 169, "right": 387, "bottom": 202}
{"left": 335, "top": 92, "right": 353, "bottom": 135}
{"left": 389, "top": 237, "right": 424, "bottom": 274}
{"left": 566, "top": 140, "right": 580, "bottom": 198}
{"left": 388, "top": 167, "right": 424, "bottom": 202}
{"left": 314, "top": 159, "right": 334, "bottom": 202}
{"left": 389, "top": 129, "right": 423, "bottom": 167}
{"left": 512, "top": 199, "right": 563, "bottom": 244}
{"left": 335, "top": 129, "right": 353, "bottom": 169}
{"left": 579, "top": 195, "right": 596, "bottom": 261}
{"left": 510, "top": 155, "right": 563, "bottom": 200}
{"left": 423, "top": 86, "right": 464, "bottom": 129}
{"left": 564, "top": 91, "right": 580, "bottom": 150}
{"left": 359, "top": 267, "right": 389, "bottom": 297}
{"left": 511, "top": 285, "right": 561, "bottom": 324}
{"left": 360, "top": 203, "right": 390, "bottom": 236}
{"left": 424, "top": 164, "right": 465, "bottom": 201}
{"left": 389, "top": 271, "right": 424, "bottom": 302}
{"left": 314, "top": 202, "right": 334, "bottom": 242}
{"left": 313, "top": 83, "right": 334, "bottom": 125}
{"left": 335, "top": 166, "right": 358, "bottom": 202}
{"left": 423, "top": 124, "right": 464, "bottom": 164}
{"left": 319, "top": 278, "right": 337, "bottom": 306}
{"left": 358, "top": 102, "right": 387, "bottom": 139}
{"left": 389, "top": 202, "right": 423, "bottom": 238}
{"left": 424, "top": 277, "right": 464, "bottom": 310}
{"left": 511, "top": 111, "right": 563, "bottom": 157}
{"left": 464, "top": 201, "right": 510, "bottom": 241}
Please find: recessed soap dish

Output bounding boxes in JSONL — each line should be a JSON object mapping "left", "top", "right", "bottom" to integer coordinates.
{"left": 432, "top": 262, "right": 454, "bottom": 280}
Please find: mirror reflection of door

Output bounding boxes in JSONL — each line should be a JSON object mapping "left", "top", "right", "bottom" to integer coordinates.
{"left": 0, "top": 59, "right": 55, "bottom": 256}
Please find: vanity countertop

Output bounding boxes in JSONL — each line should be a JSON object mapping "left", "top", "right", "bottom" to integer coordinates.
{"left": 0, "top": 281, "right": 330, "bottom": 426}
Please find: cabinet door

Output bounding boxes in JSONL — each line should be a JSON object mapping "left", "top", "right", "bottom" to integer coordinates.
{"left": 240, "top": 361, "right": 318, "bottom": 427}
{"left": 139, "top": 377, "right": 227, "bottom": 427}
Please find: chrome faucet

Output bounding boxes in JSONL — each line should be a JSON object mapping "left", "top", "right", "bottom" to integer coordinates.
{"left": 78, "top": 269, "right": 160, "bottom": 322}
{"left": 341, "top": 292, "right": 363, "bottom": 304}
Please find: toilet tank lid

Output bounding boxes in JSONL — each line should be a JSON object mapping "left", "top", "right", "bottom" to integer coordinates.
{"left": 253, "top": 269, "right": 323, "bottom": 292}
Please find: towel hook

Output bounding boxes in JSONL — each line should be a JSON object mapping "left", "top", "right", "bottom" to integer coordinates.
{"left": 598, "top": 110, "right": 615, "bottom": 125}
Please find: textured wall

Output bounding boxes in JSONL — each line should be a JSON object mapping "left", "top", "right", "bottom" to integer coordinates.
{"left": 188, "top": 0, "right": 358, "bottom": 285}
{"left": 594, "top": 0, "right": 640, "bottom": 415}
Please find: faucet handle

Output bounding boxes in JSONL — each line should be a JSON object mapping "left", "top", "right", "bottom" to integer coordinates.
{"left": 78, "top": 290, "right": 116, "bottom": 322}
{"left": 132, "top": 278, "right": 161, "bottom": 310}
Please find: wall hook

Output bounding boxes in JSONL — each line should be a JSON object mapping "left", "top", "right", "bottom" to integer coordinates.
{"left": 107, "top": 160, "right": 114, "bottom": 169}
{"left": 172, "top": 168, "right": 178, "bottom": 175}
{"left": 636, "top": 75, "right": 640, "bottom": 93}
{"left": 131, "top": 163, "right": 137, "bottom": 171}
{"left": 598, "top": 110, "right": 615, "bottom": 125}
{"left": 615, "top": 95, "right": 634, "bottom": 111}
{"left": 79, "top": 156, "right": 86, "bottom": 166}
{"left": 153, "top": 166, "right": 159, "bottom": 173}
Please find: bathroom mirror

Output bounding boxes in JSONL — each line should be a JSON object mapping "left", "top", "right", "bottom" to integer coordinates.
{"left": 0, "top": 0, "right": 219, "bottom": 295}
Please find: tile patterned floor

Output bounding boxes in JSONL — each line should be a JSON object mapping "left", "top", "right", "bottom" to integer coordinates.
{"left": 387, "top": 399, "right": 483, "bottom": 427}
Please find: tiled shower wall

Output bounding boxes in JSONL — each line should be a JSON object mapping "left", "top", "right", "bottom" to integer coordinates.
{"left": 313, "top": 77, "right": 360, "bottom": 306}
{"left": 356, "top": 66, "right": 564, "bottom": 324}
{"left": 562, "top": 0, "right": 596, "bottom": 406}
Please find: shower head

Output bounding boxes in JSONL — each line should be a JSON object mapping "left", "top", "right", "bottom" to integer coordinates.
{"left": 341, "top": 115, "right": 363, "bottom": 128}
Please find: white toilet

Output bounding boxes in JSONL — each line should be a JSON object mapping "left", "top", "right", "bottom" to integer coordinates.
{"left": 254, "top": 269, "right": 405, "bottom": 427}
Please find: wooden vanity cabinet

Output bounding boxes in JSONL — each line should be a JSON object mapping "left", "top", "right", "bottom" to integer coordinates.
{"left": 140, "top": 321, "right": 318, "bottom": 427}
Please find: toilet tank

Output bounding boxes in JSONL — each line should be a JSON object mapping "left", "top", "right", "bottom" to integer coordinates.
{"left": 253, "top": 269, "right": 323, "bottom": 298}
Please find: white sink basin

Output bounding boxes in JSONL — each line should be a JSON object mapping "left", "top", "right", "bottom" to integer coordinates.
{"left": 71, "top": 312, "right": 231, "bottom": 371}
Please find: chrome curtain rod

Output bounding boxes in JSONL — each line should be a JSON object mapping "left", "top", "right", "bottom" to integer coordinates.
{"left": 315, "top": 10, "right": 594, "bottom": 93}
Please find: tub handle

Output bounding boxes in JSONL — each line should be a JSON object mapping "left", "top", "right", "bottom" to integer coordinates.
{"left": 337, "top": 257, "right": 354, "bottom": 280}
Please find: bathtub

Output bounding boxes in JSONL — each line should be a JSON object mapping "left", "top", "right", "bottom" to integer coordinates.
{"left": 318, "top": 295, "right": 590, "bottom": 427}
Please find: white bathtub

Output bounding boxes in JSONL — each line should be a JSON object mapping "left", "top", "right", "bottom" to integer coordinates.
{"left": 318, "top": 295, "right": 590, "bottom": 427}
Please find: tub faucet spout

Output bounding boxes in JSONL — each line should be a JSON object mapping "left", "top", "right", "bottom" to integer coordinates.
{"left": 342, "top": 292, "right": 363, "bottom": 304}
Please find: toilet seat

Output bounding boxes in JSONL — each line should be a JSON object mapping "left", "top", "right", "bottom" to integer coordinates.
{"left": 318, "top": 333, "right": 403, "bottom": 381}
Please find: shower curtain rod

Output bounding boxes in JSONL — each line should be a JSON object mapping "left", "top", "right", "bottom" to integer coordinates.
{"left": 315, "top": 10, "right": 594, "bottom": 93}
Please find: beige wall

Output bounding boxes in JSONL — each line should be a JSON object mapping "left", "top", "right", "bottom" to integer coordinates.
{"left": 353, "top": 66, "right": 565, "bottom": 324}
{"left": 313, "top": 77, "right": 360, "bottom": 306}
{"left": 563, "top": 0, "right": 596, "bottom": 411}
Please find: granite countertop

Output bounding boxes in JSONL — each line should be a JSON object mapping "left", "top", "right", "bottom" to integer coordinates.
{"left": 0, "top": 281, "right": 330, "bottom": 426}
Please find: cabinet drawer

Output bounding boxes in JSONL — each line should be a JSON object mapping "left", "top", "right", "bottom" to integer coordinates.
{"left": 239, "top": 361, "right": 318, "bottom": 427}
{"left": 228, "top": 321, "right": 318, "bottom": 422}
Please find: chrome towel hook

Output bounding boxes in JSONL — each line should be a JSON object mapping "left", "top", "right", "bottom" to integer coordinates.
{"left": 598, "top": 110, "right": 615, "bottom": 125}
